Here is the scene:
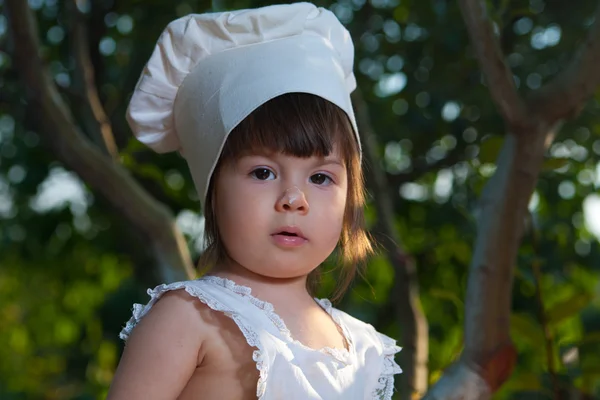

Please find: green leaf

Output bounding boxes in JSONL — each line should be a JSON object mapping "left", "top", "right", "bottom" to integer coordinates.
{"left": 119, "top": 136, "right": 148, "bottom": 157}
{"left": 134, "top": 164, "right": 165, "bottom": 182}
{"left": 511, "top": 312, "right": 545, "bottom": 345}
{"left": 503, "top": 372, "right": 543, "bottom": 392}
{"left": 542, "top": 157, "right": 570, "bottom": 171}
{"left": 579, "top": 331, "right": 600, "bottom": 345}
{"left": 478, "top": 136, "right": 504, "bottom": 164}
{"left": 547, "top": 293, "right": 593, "bottom": 326}
{"left": 430, "top": 288, "right": 464, "bottom": 315}
{"left": 393, "top": 6, "right": 410, "bottom": 23}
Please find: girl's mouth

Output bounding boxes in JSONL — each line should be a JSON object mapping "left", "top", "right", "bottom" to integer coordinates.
{"left": 271, "top": 226, "right": 306, "bottom": 240}
{"left": 271, "top": 226, "right": 308, "bottom": 247}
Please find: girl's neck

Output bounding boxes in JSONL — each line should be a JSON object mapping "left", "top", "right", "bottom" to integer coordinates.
{"left": 209, "top": 260, "right": 315, "bottom": 310}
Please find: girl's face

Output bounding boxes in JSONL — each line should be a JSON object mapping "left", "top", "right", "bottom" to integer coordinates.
{"left": 214, "top": 149, "right": 348, "bottom": 279}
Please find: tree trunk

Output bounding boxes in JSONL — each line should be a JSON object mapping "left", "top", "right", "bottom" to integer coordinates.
{"left": 424, "top": 125, "right": 558, "bottom": 399}
{"left": 425, "top": 0, "right": 600, "bottom": 397}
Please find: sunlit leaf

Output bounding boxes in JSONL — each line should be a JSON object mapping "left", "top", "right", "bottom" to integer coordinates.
{"left": 510, "top": 312, "right": 545, "bottom": 345}
{"left": 547, "top": 293, "right": 593, "bottom": 326}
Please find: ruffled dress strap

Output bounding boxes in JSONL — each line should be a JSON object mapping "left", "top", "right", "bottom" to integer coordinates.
{"left": 372, "top": 331, "right": 403, "bottom": 399}
{"left": 328, "top": 306, "right": 402, "bottom": 400}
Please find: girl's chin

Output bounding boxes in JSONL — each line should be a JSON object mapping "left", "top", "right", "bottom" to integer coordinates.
{"left": 220, "top": 253, "right": 331, "bottom": 280}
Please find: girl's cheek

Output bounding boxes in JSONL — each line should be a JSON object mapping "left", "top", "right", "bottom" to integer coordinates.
{"left": 329, "top": 187, "right": 348, "bottom": 211}
{"left": 222, "top": 176, "right": 257, "bottom": 199}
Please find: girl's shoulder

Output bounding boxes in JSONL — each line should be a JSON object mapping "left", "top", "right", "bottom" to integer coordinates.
{"left": 109, "top": 281, "right": 242, "bottom": 398}
{"left": 121, "top": 279, "right": 231, "bottom": 341}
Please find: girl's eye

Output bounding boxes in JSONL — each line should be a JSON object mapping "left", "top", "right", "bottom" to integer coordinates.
{"left": 251, "top": 168, "right": 275, "bottom": 181}
{"left": 310, "top": 173, "right": 333, "bottom": 185}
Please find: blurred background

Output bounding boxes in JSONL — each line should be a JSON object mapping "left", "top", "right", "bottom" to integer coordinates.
{"left": 1, "top": 0, "right": 600, "bottom": 399}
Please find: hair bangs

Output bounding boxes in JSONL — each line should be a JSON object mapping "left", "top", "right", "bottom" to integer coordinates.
{"left": 220, "top": 93, "right": 355, "bottom": 164}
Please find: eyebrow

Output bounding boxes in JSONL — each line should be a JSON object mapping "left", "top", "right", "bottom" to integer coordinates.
{"left": 319, "top": 157, "right": 345, "bottom": 167}
{"left": 239, "top": 152, "right": 345, "bottom": 167}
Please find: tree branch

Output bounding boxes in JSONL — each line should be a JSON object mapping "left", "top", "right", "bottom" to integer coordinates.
{"left": 529, "top": 2, "right": 600, "bottom": 123}
{"left": 68, "top": 0, "right": 119, "bottom": 159}
{"left": 425, "top": 124, "right": 559, "bottom": 400}
{"left": 353, "top": 89, "right": 429, "bottom": 399}
{"left": 5, "top": 0, "right": 194, "bottom": 284}
{"left": 457, "top": 0, "right": 529, "bottom": 131}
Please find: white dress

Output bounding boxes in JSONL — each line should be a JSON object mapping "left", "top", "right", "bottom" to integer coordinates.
{"left": 120, "top": 276, "right": 402, "bottom": 399}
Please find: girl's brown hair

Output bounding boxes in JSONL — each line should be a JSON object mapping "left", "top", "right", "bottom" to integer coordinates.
{"left": 198, "top": 93, "right": 372, "bottom": 301}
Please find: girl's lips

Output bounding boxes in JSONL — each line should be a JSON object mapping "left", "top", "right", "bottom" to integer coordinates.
{"left": 271, "top": 234, "right": 308, "bottom": 247}
{"left": 271, "top": 225, "right": 306, "bottom": 239}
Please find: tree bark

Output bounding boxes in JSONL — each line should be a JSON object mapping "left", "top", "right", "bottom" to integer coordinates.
{"left": 457, "top": 0, "right": 529, "bottom": 132}
{"left": 425, "top": 1, "right": 600, "bottom": 398}
{"left": 353, "top": 90, "right": 430, "bottom": 398}
{"left": 5, "top": 0, "right": 194, "bottom": 285}
{"left": 68, "top": 0, "right": 119, "bottom": 160}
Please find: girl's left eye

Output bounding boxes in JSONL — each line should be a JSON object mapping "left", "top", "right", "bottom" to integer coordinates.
{"left": 250, "top": 168, "right": 275, "bottom": 180}
{"left": 310, "top": 173, "right": 333, "bottom": 185}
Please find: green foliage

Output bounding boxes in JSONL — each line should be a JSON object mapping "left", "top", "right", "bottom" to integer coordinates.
{"left": 0, "top": 246, "right": 132, "bottom": 398}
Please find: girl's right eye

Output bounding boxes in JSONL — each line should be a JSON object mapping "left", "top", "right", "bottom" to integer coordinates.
{"left": 250, "top": 168, "right": 275, "bottom": 181}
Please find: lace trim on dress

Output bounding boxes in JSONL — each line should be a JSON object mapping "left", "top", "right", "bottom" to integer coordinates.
{"left": 119, "top": 281, "right": 269, "bottom": 399}
{"left": 371, "top": 331, "right": 403, "bottom": 400}
{"left": 313, "top": 298, "right": 354, "bottom": 361}
{"left": 202, "top": 276, "right": 353, "bottom": 364}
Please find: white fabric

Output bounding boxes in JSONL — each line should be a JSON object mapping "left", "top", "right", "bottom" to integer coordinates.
{"left": 120, "top": 276, "right": 402, "bottom": 399}
{"left": 126, "top": 3, "right": 361, "bottom": 207}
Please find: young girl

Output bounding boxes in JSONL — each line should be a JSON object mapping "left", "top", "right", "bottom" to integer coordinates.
{"left": 108, "top": 3, "right": 401, "bottom": 399}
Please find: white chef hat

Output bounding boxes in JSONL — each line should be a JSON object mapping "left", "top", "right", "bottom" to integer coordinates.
{"left": 126, "top": 2, "right": 360, "bottom": 209}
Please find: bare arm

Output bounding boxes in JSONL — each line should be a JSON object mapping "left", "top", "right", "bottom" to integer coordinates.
{"left": 107, "top": 290, "right": 206, "bottom": 399}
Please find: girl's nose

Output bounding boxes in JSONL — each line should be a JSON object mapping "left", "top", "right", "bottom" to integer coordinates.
{"left": 276, "top": 186, "right": 309, "bottom": 214}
